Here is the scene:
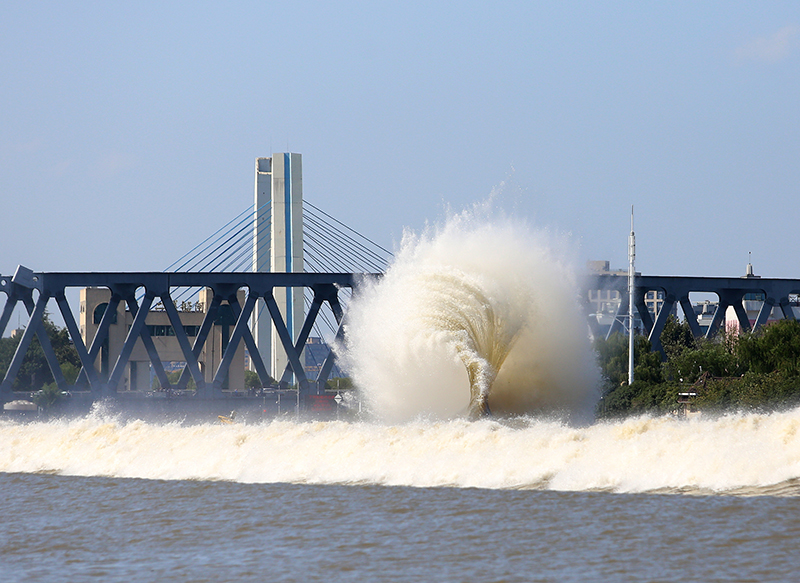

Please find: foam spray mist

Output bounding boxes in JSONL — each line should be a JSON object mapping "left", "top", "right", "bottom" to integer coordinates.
{"left": 340, "top": 203, "right": 599, "bottom": 422}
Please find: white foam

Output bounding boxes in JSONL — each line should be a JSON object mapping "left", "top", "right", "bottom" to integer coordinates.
{"left": 2, "top": 409, "right": 799, "bottom": 494}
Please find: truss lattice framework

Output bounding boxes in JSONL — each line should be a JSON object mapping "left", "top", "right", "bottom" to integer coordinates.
{"left": 5, "top": 269, "right": 800, "bottom": 400}
{"left": 0, "top": 266, "right": 379, "bottom": 400}
{"left": 588, "top": 274, "right": 800, "bottom": 353}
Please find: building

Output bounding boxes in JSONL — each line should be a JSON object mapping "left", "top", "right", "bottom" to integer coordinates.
{"left": 304, "top": 336, "right": 344, "bottom": 380}
{"left": 693, "top": 300, "right": 717, "bottom": 335}
{"left": 586, "top": 260, "right": 668, "bottom": 335}
{"left": 724, "top": 260, "right": 800, "bottom": 333}
{"left": 586, "top": 260, "right": 628, "bottom": 320}
{"left": 80, "top": 287, "right": 245, "bottom": 392}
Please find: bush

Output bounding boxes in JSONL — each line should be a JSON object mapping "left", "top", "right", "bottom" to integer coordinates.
{"left": 594, "top": 317, "right": 800, "bottom": 418}
{"left": 32, "top": 382, "right": 64, "bottom": 410}
{"left": 737, "top": 319, "right": 800, "bottom": 376}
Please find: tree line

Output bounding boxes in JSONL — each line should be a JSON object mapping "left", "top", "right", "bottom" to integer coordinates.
{"left": 595, "top": 317, "right": 800, "bottom": 418}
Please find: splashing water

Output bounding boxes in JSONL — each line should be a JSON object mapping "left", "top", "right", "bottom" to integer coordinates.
{"left": 340, "top": 204, "right": 598, "bottom": 421}
{"left": 418, "top": 269, "right": 524, "bottom": 419}
{"left": 3, "top": 408, "right": 798, "bottom": 495}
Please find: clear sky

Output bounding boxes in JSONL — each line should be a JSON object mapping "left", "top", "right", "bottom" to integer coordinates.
{"left": 2, "top": 1, "right": 799, "bottom": 279}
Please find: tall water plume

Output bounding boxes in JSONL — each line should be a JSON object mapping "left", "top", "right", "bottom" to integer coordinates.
{"left": 340, "top": 203, "right": 599, "bottom": 421}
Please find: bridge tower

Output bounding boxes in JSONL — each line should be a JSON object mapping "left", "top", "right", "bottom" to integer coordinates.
{"left": 252, "top": 153, "right": 305, "bottom": 383}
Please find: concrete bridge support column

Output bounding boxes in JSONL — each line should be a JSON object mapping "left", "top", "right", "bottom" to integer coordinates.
{"left": 252, "top": 154, "right": 305, "bottom": 384}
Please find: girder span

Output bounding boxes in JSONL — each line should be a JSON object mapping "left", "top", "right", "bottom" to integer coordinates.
{"left": 0, "top": 267, "right": 378, "bottom": 402}
{"left": 587, "top": 274, "right": 800, "bottom": 354}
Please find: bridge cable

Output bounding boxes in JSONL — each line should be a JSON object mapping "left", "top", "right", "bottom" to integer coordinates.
{"left": 304, "top": 200, "right": 393, "bottom": 257}
{"left": 304, "top": 207, "right": 390, "bottom": 268}
{"left": 303, "top": 216, "right": 386, "bottom": 272}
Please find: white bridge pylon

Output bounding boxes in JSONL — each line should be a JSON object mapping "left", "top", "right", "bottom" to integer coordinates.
{"left": 253, "top": 154, "right": 305, "bottom": 383}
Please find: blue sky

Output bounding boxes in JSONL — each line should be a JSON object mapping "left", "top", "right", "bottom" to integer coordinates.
{"left": 2, "top": 1, "right": 799, "bottom": 279}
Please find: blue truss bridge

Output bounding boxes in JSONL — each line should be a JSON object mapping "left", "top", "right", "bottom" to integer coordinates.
{"left": 0, "top": 198, "right": 391, "bottom": 409}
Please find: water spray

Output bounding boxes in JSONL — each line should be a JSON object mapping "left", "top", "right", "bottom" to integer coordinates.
{"left": 341, "top": 205, "right": 598, "bottom": 421}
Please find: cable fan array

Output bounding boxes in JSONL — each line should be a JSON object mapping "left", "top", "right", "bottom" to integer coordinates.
{"left": 159, "top": 201, "right": 392, "bottom": 365}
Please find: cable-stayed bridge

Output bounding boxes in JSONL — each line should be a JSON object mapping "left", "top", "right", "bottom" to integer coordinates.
{"left": 160, "top": 198, "right": 391, "bottom": 346}
{"left": 167, "top": 200, "right": 389, "bottom": 275}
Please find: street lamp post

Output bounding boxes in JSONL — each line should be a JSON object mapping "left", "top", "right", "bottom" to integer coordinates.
{"left": 628, "top": 206, "right": 636, "bottom": 386}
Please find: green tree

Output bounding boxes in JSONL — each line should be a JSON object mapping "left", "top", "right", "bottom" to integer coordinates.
{"left": 594, "top": 333, "right": 630, "bottom": 389}
{"left": 594, "top": 333, "right": 662, "bottom": 391}
{"left": 594, "top": 317, "right": 800, "bottom": 418}
{"left": 737, "top": 319, "right": 800, "bottom": 376}
{"left": 663, "top": 337, "right": 741, "bottom": 383}
{"left": 0, "top": 312, "right": 80, "bottom": 391}
{"left": 32, "top": 362, "right": 82, "bottom": 410}
{"left": 660, "top": 315, "right": 696, "bottom": 360}
{"left": 33, "top": 382, "right": 63, "bottom": 409}
{"left": 245, "top": 369, "right": 274, "bottom": 389}
{"left": 325, "top": 377, "right": 353, "bottom": 391}
{"left": 152, "top": 368, "right": 197, "bottom": 390}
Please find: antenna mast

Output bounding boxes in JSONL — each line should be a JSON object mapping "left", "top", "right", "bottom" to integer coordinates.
{"left": 628, "top": 206, "right": 635, "bottom": 385}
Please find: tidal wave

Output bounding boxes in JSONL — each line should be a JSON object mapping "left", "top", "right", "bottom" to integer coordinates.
{"left": 2, "top": 408, "right": 799, "bottom": 496}
{"left": 340, "top": 202, "right": 598, "bottom": 421}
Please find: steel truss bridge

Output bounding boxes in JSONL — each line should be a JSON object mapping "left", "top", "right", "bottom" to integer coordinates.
{"left": 2, "top": 268, "right": 800, "bottom": 404}
{"left": 588, "top": 274, "right": 800, "bottom": 353}
{"left": 0, "top": 267, "right": 378, "bottom": 402}
{"left": 0, "top": 195, "right": 393, "bottom": 406}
